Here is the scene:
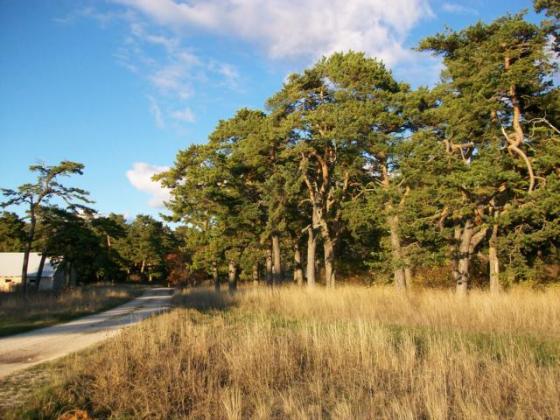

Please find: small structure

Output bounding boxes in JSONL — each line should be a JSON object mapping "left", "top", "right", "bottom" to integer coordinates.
{"left": 0, "top": 252, "right": 65, "bottom": 292}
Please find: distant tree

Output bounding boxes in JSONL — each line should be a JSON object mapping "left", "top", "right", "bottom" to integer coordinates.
{"left": 40, "top": 206, "right": 101, "bottom": 286}
{"left": 121, "top": 215, "right": 177, "bottom": 282}
{"left": 157, "top": 111, "right": 271, "bottom": 291}
{"left": 0, "top": 212, "right": 26, "bottom": 252}
{"left": 1, "top": 161, "right": 91, "bottom": 294}
{"left": 156, "top": 144, "right": 227, "bottom": 289}
{"left": 90, "top": 214, "right": 129, "bottom": 281}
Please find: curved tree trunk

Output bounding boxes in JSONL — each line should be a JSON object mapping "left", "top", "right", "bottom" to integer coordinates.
{"left": 293, "top": 242, "right": 304, "bottom": 286}
{"left": 489, "top": 224, "right": 501, "bottom": 293}
{"left": 36, "top": 252, "right": 47, "bottom": 290}
{"left": 21, "top": 214, "right": 37, "bottom": 297}
{"left": 306, "top": 225, "right": 317, "bottom": 287}
{"left": 228, "top": 260, "right": 238, "bottom": 293}
{"left": 272, "top": 234, "right": 283, "bottom": 284}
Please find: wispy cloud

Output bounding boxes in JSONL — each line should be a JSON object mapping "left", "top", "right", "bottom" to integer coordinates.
{"left": 119, "top": 19, "right": 241, "bottom": 127}
{"left": 170, "top": 107, "right": 196, "bottom": 123}
{"left": 54, "top": 6, "right": 127, "bottom": 26}
{"left": 63, "top": 7, "right": 241, "bottom": 130}
{"left": 126, "top": 162, "right": 171, "bottom": 208}
{"left": 442, "top": 2, "right": 479, "bottom": 15}
{"left": 208, "top": 61, "right": 240, "bottom": 90}
{"left": 148, "top": 96, "right": 165, "bottom": 128}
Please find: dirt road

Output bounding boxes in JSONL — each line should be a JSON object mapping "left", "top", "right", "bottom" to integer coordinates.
{"left": 0, "top": 287, "right": 174, "bottom": 379}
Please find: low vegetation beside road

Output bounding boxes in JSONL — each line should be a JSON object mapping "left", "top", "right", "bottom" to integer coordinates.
{"left": 8, "top": 286, "right": 560, "bottom": 419}
{"left": 0, "top": 284, "right": 144, "bottom": 337}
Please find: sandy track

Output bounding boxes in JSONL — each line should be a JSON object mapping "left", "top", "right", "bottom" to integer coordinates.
{"left": 0, "top": 287, "right": 174, "bottom": 379}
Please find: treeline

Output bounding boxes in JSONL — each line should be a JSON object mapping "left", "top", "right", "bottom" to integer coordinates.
{"left": 0, "top": 208, "right": 180, "bottom": 285}
{"left": 156, "top": 3, "right": 560, "bottom": 292}
{"left": 1, "top": 162, "right": 181, "bottom": 289}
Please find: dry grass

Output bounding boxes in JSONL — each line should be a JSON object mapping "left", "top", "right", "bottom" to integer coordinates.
{"left": 0, "top": 284, "right": 143, "bottom": 336}
{"left": 8, "top": 286, "right": 560, "bottom": 419}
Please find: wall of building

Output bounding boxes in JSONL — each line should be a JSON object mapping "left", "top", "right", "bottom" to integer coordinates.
{"left": 0, "top": 274, "right": 61, "bottom": 292}
{"left": 0, "top": 275, "right": 21, "bottom": 292}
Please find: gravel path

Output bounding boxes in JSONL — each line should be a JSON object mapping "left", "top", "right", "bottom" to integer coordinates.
{"left": 0, "top": 287, "right": 174, "bottom": 379}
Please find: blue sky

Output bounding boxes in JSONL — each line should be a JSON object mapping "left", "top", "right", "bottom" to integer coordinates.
{"left": 0, "top": 0, "right": 539, "bottom": 220}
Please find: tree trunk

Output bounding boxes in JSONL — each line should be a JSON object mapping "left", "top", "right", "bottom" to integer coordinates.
{"left": 388, "top": 213, "right": 406, "bottom": 289}
{"left": 323, "top": 235, "right": 336, "bottom": 288}
{"left": 451, "top": 226, "right": 462, "bottom": 286}
{"left": 21, "top": 214, "right": 37, "bottom": 296}
{"left": 228, "top": 260, "right": 238, "bottom": 292}
{"left": 252, "top": 262, "right": 259, "bottom": 287}
{"left": 212, "top": 261, "right": 220, "bottom": 291}
{"left": 293, "top": 242, "right": 304, "bottom": 286}
{"left": 140, "top": 259, "right": 146, "bottom": 274}
{"left": 306, "top": 225, "right": 317, "bottom": 287}
{"left": 70, "top": 262, "right": 77, "bottom": 287}
{"left": 489, "top": 224, "right": 501, "bottom": 293}
{"left": 404, "top": 266, "right": 412, "bottom": 288}
{"left": 456, "top": 221, "right": 474, "bottom": 295}
{"left": 64, "top": 261, "right": 72, "bottom": 288}
{"left": 36, "top": 252, "right": 47, "bottom": 290}
{"left": 381, "top": 160, "right": 407, "bottom": 290}
{"left": 272, "top": 234, "right": 283, "bottom": 284}
{"left": 265, "top": 248, "right": 273, "bottom": 286}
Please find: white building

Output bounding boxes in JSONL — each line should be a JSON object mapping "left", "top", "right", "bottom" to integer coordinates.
{"left": 0, "top": 252, "right": 65, "bottom": 292}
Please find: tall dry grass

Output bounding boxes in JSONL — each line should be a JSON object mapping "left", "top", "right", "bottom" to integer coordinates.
{"left": 10, "top": 286, "right": 560, "bottom": 419}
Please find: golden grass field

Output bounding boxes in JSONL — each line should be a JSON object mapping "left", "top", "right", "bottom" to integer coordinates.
{"left": 7, "top": 285, "right": 560, "bottom": 419}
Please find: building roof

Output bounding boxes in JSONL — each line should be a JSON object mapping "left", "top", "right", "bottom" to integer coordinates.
{"left": 0, "top": 253, "right": 57, "bottom": 278}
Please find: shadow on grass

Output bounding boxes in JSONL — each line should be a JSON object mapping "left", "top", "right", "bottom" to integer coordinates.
{"left": 172, "top": 288, "right": 238, "bottom": 313}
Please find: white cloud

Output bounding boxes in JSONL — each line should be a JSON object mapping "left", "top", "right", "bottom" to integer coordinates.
{"left": 171, "top": 107, "right": 196, "bottom": 122}
{"left": 442, "top": 2, "right": 478, "bottom": 15}
{"left": 113, "top": 0, "right": 433, "bottom": 65}
{"left": 148, "top": 96, "right": 165, "bottom": 128}
{"left": 126, "top": 162, "right": 171, "bottom": 208}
